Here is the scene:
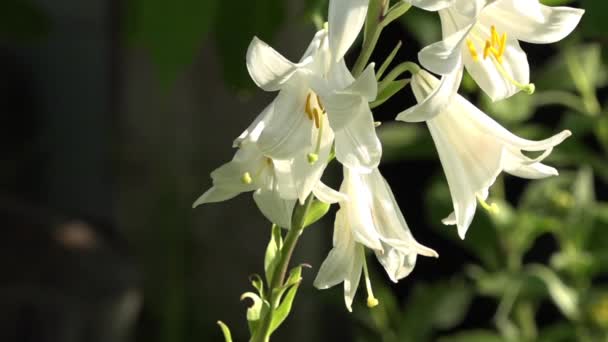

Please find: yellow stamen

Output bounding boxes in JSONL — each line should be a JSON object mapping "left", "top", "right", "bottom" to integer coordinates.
{"left": 483, "top": 40, "right": 492, "bottom": 60}
{"left": 312, "top": 108, "right": 321, "bottom": 129}
{"left": 241, "top": 172, "right": 252, "bottom": 185}
{"left": 305, "top": 93, "right": 313, "bottom": 120}
{"left": 316, "top": 94, "right": 325, "bottom": 112}
{"left": 491, "top": 25, "right": 499, "bottom": 47}
{"left": 466, "top": 39, "right": 479, "bottom": 61}
{"left": 471, "top": 26, "right": 535, "bottom": 94}
{"left": 477, "top": 195, "right": 499, "bottom": 215}
{"left": 362, "top": 249, "right": 379, "bottom": 308}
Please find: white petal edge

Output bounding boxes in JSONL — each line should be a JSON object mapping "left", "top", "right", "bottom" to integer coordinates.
{"left": 329, "top": 0, "right": 369, "bottom": 62}
{"left": 484, "top": 0, "right": 584, "bottom": 44}
{"left": 246, "top": 36, "right": 311, "bottom": 92}
{"left": 396, "top": 69, "right": 462, "bottom": 122}
{"left": 313, "top": 181, "right": 348, "bottom": 204}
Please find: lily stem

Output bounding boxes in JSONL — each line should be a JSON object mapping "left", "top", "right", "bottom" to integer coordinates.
{"left": 251, "top": 194, "right": 315, "bottom": 342}
{"left": 352, "top": 1, "right": 411, "bottom": 77}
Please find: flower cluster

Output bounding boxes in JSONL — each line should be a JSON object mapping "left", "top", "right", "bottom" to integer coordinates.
{"left": 195, "top": 0, "right": 583, "bottom": 311}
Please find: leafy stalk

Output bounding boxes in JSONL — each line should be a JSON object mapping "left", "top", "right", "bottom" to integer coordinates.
{"left": 250, "top": 195, "right": 315, "bottom": 342}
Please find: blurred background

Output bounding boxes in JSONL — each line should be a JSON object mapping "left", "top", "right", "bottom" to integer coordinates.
{"left": 0, "top": 0, "right": 607, "bottom": 341}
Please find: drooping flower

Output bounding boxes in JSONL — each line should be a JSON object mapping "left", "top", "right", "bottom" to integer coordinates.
{"left": 399, "top": 69, "right": 571, "bottom": 239}
{"left": 192, "top": 104, "right": 345, "bottom": 228}
{"left": 328, "top": 0, "right": 455, "bottom": 62}
{"left": 246, "top": 27, "right": 382, "bottom": 203}
{"left": 314, "top": 167, "right": 437, "bottom": 311}
{"left": 418, "top": 0, "right": 584, "bottom": 101}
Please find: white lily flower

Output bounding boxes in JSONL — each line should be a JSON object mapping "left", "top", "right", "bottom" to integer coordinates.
{"left": 314, "top": 167, "right": 437, "bottom": 311}
{"left": 402, "top": 69, "right": 571, "bottom": 239}
{"left": 329, "top": 0, "right": 455, "bottom": 62}
{"left": 246, "top": 28, "right": 382, "bottom": 202}
{"left": 193, "top": 105, "right": 344, "bottom": 228}
{"left": 418, "top": 0, "right": 584, "bottom": 101}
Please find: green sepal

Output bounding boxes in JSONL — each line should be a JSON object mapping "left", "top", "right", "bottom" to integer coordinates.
{"left": 371, "top": 79, "right": 410, "bottom": 109}
{"left": 302, "top": 199, "right": 331, "bottom": 228}
{"left": 216, "top": 321, "right": 233, "bottom": 342}
{"left": 264, "top": 224, "right": 283, "bottom": 284}
{"left": 269, "top": 266, "right": 304, "bottom": 334}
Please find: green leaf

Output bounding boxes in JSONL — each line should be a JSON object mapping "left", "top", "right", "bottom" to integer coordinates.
{"left": 250, "top": 274, "right": 265, "bottom": 299}
{"left": 537, "top": 323, "right": 576, "bottom": 342}
{"left": 377, "top": 122, "right": 436, "bottom": 162}
{"left": 398, "top": 279, "right": 473, "bottom": 341}
{"left": 215, "top": 0, "right": 285, "bottom": 89}
{"left": 269, "top": 266, "right": 303, "bottom": 334}
{"left": 0, "top": 0, "right": 50, "bottom": 42}
{"left": 302, "top": 199, "right": 331, "bottom": 228}
{"left": 128, "top": 0, "right": 218, "bottom": 85}
{"left": 579, "top": 0, "right": 608, "bottom": 37}
{"left": 527, "top": 264, "right": 580, "bottom": 320}
{"left": 595, "top": 115, "right": 608, "bottom": 154}
{"left": 376, "top": 40, "right": 402, "bottom": 80}
{"left": 241, "top": 292, "right": 269, "bottom": 334}
{"left": 535, "top": 44, "right": 606, "bottom": 99}
{"left": 437, "top": 330, "right": 505, "bottom": 342}
{"left": 371, "top": 79, "right": 410, "bottom": 108}
{"left": 481, "top": 91, "right": 534, "bottom": 124}
{"left": 264, "top": 224, "right": 283, "bottom": 284}
{"left": 399, "top": 7, "right": 441, "bottom": 46}
{"left": 216, "top": 321, "right": 233, "bottom": 342}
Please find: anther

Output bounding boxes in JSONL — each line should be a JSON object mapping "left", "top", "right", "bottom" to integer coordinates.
{"left": 241, "top": 172, "right": 253, "bottom": 185}
{"left": 307, "top": 153, "right": 319, "bottom": 165}
{"left": 477, "top": 195, "right": 499, "bottom": 215}
{"left": 466, "top": 39, "right": 479, "bottom": 61}
{"left": 362, "top": 249, "right": 379, "bottom": 309}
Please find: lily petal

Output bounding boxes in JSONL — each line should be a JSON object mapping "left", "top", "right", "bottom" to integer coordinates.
{"left": 419, "top": 21, "right": 472, "bottom": 75}
{"left": 344, "top": 244, "right": 364, "bottom": 312}
{"left": 253, "top": 187, "right": 296, "bottom": 229}
{"left": 314, "top": 210, "right": 355, "bottom": 289}
{"left": 406, "top": 0, "right": 454, "bottom": 12}
{"left": 483, "top": 0, "right": 584, "bottom": 44}
{"left": 334, "top": 105, "right": 382, "bottom": 173}
{"left": 329, "top": 0, "right": 369, "bottom": 62}
{"left": 396, "top": 69, "right": 462, "bottom": 122}
{"left": 257, "top": 81, "right": 314, "bottom": 159}
{"left": 463, "top": 28, "right": 529, "bottom": 101}
{"left": 313, "top": 181, "right": 348, "bottom": 204}
{"left": 246, "top": 36, "right": 311, "bottom": 92}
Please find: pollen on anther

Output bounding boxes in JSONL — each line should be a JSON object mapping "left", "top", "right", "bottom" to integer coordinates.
{"left": 466, "top": 39, "right": 479, "bottom": 61}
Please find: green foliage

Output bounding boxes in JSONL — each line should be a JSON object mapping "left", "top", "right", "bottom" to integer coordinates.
{"left": 128, "top": 0, "right": 218, "bottom": 85}
{"left": 0, "top": 0, "right": 50, "bottom": 42}
{"left": 217, "top": 321, "right": 234, "bottom": 342}
{"left": 215, "top": 0, "right": 286, "bottom": 89}
{"left": 302, "top": 199, "right": 331, "bottom": 228}
{"left": 264, "top": 225, "right": 283, "bottom": 285}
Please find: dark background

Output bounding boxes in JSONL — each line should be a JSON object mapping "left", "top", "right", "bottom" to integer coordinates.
{"left": 0, "top": 0, "right": 605, "bottom": 341}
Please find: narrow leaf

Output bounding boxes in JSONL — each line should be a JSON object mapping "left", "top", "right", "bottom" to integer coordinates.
{"left": 216, "top": 321, "right": 233, "bottom": 342}
{"left": 371, "top": 79, "right": 409, "bottom": 108}
{"left": 302, "top": 200, "right": 331, "bottom": 228}
{"left": 269, "top": 277, "right": 302, "bottom": 334}
{"left": 264, "top": 224, "right": 283, "bottom": 284}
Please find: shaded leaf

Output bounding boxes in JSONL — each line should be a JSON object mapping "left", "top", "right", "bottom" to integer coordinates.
{"left": 438, "top": 330, "right": 504, "bottom": 342}
{"left": 128, "top": 0, "right": 218, "bottom": 85}
{"left": 215, "top": 0, "right": 286, "bottom": 89}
